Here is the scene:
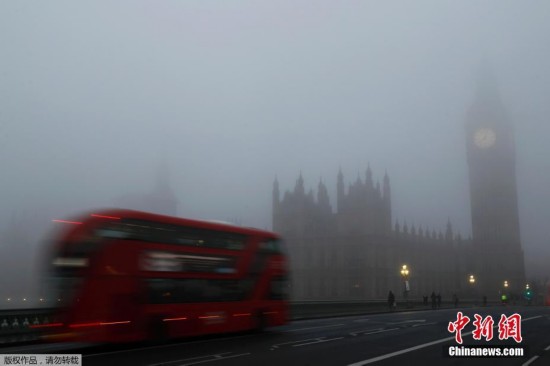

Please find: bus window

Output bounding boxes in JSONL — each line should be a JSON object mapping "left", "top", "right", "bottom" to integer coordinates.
{"left": 95, "top": 219, "right": 246, "bottom": 250}
{"left": 259, "top": 239, "right": 285, "bottom": 254}
{"left": 146, "top": 278, "right": 246, "bottom": 303}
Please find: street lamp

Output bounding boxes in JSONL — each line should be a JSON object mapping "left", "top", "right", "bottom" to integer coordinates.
{"left": 468, "top": 274, "right": 476, "bottom": 305}
{"left": 400, "top": 264, "right": 410, "bottom": 307}
{"left": 502, "top": 280, "right": 509, "bottom": 305}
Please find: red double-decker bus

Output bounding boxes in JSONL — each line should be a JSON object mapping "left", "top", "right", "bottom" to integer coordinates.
{"left": 45, "top": 209, "right": 289, "bottom": 343}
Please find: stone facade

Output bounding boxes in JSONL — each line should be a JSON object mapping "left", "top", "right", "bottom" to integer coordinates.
{"left": 273, "top": 170, "right": 473, "bottom": 301}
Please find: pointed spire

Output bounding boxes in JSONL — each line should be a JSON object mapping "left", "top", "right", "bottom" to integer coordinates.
{"left": 474, "top": 61, "right": 501, "bottom": 106}
{"left": 272, "top": 175, "right": 280, "bottom": 205}
{"left": 382, "top": 170, "right": 391, "bottom": 200}
{"left": 337, "top": 167, "right": 345, "bottom": 213}
{"left": 468, "top": 62, "right": 509, "bottom": 131}
{"left": 445, "top": 217, "right": 453, "bottom": 242}
{"left": 366, "top": 163, "right": 373, "bottom": 187}
{"left": 317, "top": 177, "right": 330, "bottom": 210}
{"left": 295, "top": 171, "right": 305, "bottom": 195}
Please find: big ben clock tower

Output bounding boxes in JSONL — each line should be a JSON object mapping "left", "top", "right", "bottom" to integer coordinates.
{"left": 466, "top": 70, "right": 525, "bottom": 299}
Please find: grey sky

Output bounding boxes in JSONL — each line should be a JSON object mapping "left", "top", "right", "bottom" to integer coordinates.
{"left": 1, "top": 1, "right": 550, "bottom": 275}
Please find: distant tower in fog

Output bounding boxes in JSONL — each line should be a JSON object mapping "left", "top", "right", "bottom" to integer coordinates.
{"left": 465, "top": 68, "right": 525, "bottom": 298}
{"left": 151, "top": 163, "right": 178, "bottom": 216}
{"left": 114, "top": 163, "right": 178, "bottom": 216}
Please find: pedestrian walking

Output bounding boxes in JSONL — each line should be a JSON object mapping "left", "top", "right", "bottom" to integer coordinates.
{"left": 388, "top": 290, "right": 395, "bottom": 311}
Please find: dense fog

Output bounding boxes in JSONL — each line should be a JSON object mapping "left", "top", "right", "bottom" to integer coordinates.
{"left": 1, "top": 1, "right": 549, "bottom": 305}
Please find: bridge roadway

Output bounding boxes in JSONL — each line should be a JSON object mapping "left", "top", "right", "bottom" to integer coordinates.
{"left": 2, "top": 306, "right": 550, "bottom": 366}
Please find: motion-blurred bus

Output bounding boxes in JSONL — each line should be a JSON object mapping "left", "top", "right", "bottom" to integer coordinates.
{"left": 45, "top": 209, "right": 288, "bottom": 343}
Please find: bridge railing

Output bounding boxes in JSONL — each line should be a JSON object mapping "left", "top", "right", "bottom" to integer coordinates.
{"left": 290, "top": 298, "right": 507, "bottom": 319}
{"left": 0, "top": 308, "right": 57, "bottom": 345}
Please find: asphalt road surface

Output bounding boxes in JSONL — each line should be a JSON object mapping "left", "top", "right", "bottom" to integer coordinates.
{"left": 3, "top": 306, "right": 550, "bottom": 366}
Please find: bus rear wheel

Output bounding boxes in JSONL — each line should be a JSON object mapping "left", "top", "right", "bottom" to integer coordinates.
{"left": 255, "top": 310, "right": 268, "bottom": 332}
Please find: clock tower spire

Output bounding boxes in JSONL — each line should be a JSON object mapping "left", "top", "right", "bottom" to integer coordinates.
{"left": 465, "top": 68, "right": 525, "bottom": 299}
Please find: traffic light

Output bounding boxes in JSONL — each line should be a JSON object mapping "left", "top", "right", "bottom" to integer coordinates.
{"left": 524, "top": 288, "right": 533, "bottom": 300}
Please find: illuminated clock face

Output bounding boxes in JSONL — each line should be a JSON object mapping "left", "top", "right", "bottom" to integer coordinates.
{"left": 473, "top": 128, "right": 496, "bottom": 149}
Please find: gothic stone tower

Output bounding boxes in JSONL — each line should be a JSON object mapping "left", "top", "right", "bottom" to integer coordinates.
{"left": 465, "top": 70, "right": 525, "bottom": 299}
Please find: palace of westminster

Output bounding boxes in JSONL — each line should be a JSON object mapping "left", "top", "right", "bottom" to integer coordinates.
{"left": 272, "top": 74, "right": 526, "bottom": 302}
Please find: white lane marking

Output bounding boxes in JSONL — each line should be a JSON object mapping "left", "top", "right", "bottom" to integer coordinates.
{"left": 522, "top": 355, "right": 539, "bottom": 366}
{"left": 181, "top": 353, "right": 250, "bottom": 366}
{"left": 149, "top": 352, "right": 250, "bottom": 366}
{"left": 350, "top": 328, "right": 384, "bottom": 336}
{"left": 363, "top": 328, "right": 399, "bottom": 335}
{"left": 271, "top": 338, "right": 322, "bottom": 350}
{"left": 387, "top": 319, "right": 426, "bottom": 325}
{"left": 347, "top": 333, "right": 470, "bottom": 366}
{"left": 545, "top": 344, "right": 550, "bottom": 351}
{"left": 412, "top": 322, "right": 437, "bottom": 327}
{"left": 348, "top": 315, "right": 543, "bottom": 366}
{"left": 149, "top": 352, "right": 238, "bottom": 366}
{"left": 523, "top": 316, "right": 543, "bottom": 321}
{"left": 350, "top": 328, "right": 399, "bottom": 336}
{"left": 149, "top": 353, "right": 231, "bottom": 366}
{"left": 287, "top": 323, "right": 345, "bottom": 332}
{"left": 293, "top": 337, "right": 344, "bottom": 347}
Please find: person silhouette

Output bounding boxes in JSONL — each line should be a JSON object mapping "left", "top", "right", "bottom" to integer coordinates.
{"left": 388, "top": 290, "right": 395, "bottom": 311}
